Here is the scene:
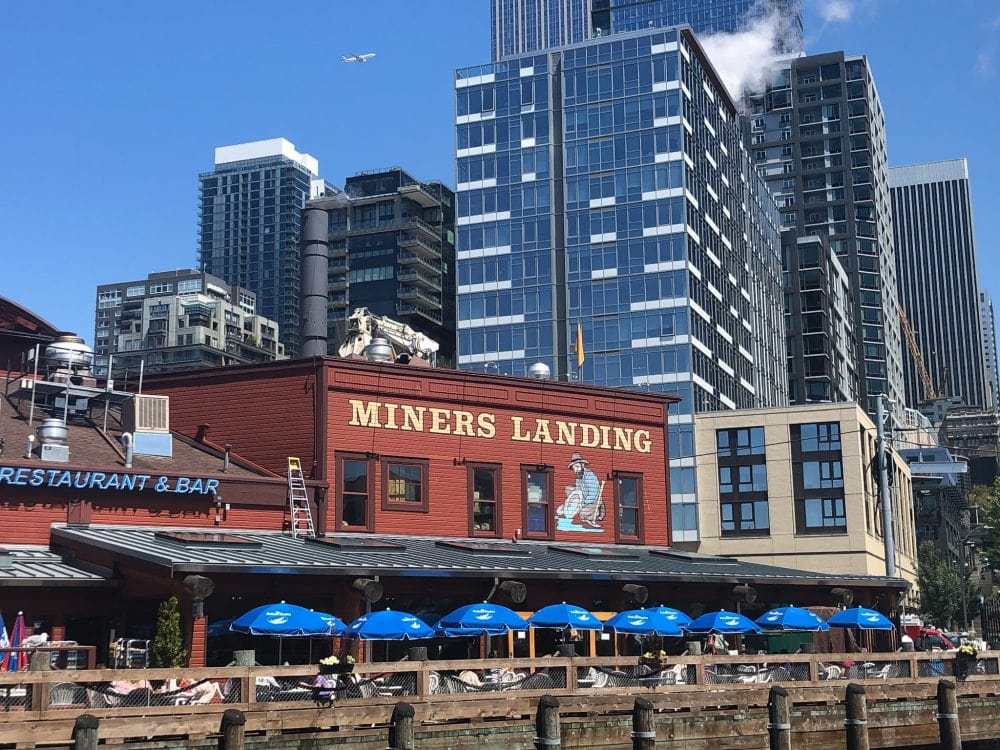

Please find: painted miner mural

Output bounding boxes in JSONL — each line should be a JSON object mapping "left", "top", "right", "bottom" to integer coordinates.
{"left": 556, "top": 452, "right": 606, "bottom": 532}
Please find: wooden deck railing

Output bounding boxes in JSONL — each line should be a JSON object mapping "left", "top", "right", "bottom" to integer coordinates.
{"left": 0, "top": 652, "right": 998, "bottom": 749}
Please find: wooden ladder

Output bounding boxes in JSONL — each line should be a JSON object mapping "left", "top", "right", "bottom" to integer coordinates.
{"left": 287, "top": 457, "right": 315, "bottom": 538}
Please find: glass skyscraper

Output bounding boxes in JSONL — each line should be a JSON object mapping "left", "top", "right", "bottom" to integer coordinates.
{"left": 455, "top": 26, "right": 787, "bottom": 542}
{"left": 198, "top": 138, "right": 329, "bottom": 358}
{"left": 491, "top": 0, "right": 804, "bottom": 61}
{"left": 891, "top": 160, "right": 988, "bottom": 410}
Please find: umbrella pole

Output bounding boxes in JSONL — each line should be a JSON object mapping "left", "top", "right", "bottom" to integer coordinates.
{"left": 278, "top": 637, "right": 283, "bottom": 665}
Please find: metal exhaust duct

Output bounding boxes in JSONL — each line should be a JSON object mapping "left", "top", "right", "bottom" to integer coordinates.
{"left": 300, "top": 206, "right": 331, "bottom": 358}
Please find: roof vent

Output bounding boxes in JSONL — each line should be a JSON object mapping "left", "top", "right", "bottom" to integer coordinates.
{"left": 364, "top": 338, "right": 394, "bottom": 363}
{"left": 527, "top": 362, "right": 551, "bottom": 380}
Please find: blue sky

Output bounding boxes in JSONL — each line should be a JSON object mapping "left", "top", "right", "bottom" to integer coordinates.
{"left": 2, "top": 0, "right": 998, "bottom": 347}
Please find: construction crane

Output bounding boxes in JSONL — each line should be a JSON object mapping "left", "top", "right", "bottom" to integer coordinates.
{"left": 896, "top": 303, "right": 942, "bottom": 401}
{"left": 338, "top": 307, "right": 439, "bottom": 365}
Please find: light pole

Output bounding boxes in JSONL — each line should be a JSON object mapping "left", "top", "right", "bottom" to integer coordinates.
{"left": 960, "top": 524, "right": 992, "bottom": 631}
{"left": 876, "top": 394, "right": 897, "bottom": 577}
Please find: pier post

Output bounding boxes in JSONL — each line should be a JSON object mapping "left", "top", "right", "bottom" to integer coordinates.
{"left": 388, "top": 702, "right": 416, "bottom": 750}
{"left": 632, "top": 696, "right": 655, "bottom": 750}
{"left": 936, "top": 679, "right": 961, "bottom": 750}
{"left": 844, "top": 683, "right": 869, "bottom": 750}
{"left": 72, "top": 714, "right": 99, "bottom": 750}
{"left": 767, "top": 685, "right": 791, "bottom": 750}
{"left": 534, "top": 694, "right": 561, "bottom": 750}
{"left": 220, "top": 709, "right": 246, "bottom": 750}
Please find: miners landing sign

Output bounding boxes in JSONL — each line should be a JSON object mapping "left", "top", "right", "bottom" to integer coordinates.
{"left": 346, "top": 398, "right": 654, "bottom": 454}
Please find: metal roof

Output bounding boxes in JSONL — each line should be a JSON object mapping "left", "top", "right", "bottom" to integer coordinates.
{"left": 50, "top": 525, "right": 907, "bottom": 590}
{"left": 0, "top": 546, "right": 114, "bottom": 587}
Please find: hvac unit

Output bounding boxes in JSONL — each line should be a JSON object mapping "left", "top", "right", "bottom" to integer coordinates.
{"left": 123, "top": 394, "right": 170, "bottom": 434}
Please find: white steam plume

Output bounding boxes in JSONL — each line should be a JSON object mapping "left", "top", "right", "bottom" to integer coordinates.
{"left": 698, "top": 10, "right": 786, "bottom": 105}
{"left": 818, "top": 0, "right": 853, "bottom": 23}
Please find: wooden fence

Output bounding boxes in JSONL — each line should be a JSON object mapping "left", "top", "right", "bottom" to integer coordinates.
{"left": 0, "top": 651, "right": 998, "bottom": 749}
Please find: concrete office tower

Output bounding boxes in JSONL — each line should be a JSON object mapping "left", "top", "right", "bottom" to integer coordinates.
{"left": 981, "top": 289, "right": 999, "bottom": 410}
{"left": 782, "top": 231, "right": 858, "bottom": 404}
{"left": 749, "top": 52, "right": 905, "bottom": 416}
{"left": 890, "top": 160, "right": 988, "bottom": 410}
{"left": 94, "top": 269, "right": 285, "bottom": 375}
{"left": 307, "top": 168, "right": 457, "bottom": 361}
{"left": 199, "top": 138, "right": 330, "bottom": 358}
{"left": 491, "top": 0, "right": 803, "bottom": 61}
{"left": 455, "top": 27, "right": 787, "bottom": 543}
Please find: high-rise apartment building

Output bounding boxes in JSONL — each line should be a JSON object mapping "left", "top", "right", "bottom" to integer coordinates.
{"left": 94, "top": 269, "right": 285, "bottom": 375}
{"left": 490, "top": 0, "right": 803, "bottom": 61}
{"left": 782, "top": 232, "right": 858, "bottom": 404}
{"left": 980, "top": 289, "right": 999, "bottom": 410}
{"left": 199, "top": 138, "right": 330, "bottom": 358}
{"left": 890, "top": 160, "right": 988, "bottom": 410}
{"left": 750, "top": 52, "right": 905, "bottom": 416}
{"left": 307, "top": 168, "right": 457, "bottom": 361}
{"left": 455, "top": 26, "right": 787, "bottom": 543}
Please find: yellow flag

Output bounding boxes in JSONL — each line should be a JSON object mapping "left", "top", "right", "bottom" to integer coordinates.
{"left": 574, "top": 321, "right": 585, "bottom": 369}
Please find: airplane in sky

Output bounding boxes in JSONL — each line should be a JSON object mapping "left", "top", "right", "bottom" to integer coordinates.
{"left": 342, "top": 53, "right": 376, "bottom": 63}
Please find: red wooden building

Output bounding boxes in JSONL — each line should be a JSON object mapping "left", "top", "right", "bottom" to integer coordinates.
{"left": 0, "top": 305, "right": 908, "bottom": 666}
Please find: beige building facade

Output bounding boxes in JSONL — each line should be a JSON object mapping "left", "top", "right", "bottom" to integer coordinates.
{"left": 694, "top": 403, "right": 917, "bottom": 589}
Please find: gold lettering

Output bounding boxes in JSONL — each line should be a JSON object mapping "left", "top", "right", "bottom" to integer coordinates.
{"left": 556, "top": 421, "right": 578, "bottom": 446}
{"left": 384, "top": 402, "right": 399, "bottom": 429}
{"left": 581, "top": 424, "right": 600, "bottom": 448}
{"left": 429, "top": 408, "right": 452, "bottom": 434}
{"left": 613, "top": 427, "right": 633, "bottom": 452}
{"left": 454, "top": 410, "right": 474, "bottom": 437}
{"left": 477, "top": 412, "right": 496, "bottom": 439}
{"left": 634, "top": 430, "right": 652, "bottom": 454}
{"left": 511, "top": 416, "right": 531, "bottom": 441}
{"left": 349, "top": 399, "right": 382, "bottom": 428}
{"left": 400, "top": 405, "right": 425, "bottom": 432}
{"left": 533, "top": 419, "right": 553, "bottom": 444}
{"left": 599, "top": 425, "right": 612, "bottom": 449}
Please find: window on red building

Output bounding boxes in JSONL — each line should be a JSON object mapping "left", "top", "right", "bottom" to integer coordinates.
{"left": 468, "top": 463, "right": 501, "bottom": 537}
{"left": 614, "top": 472, "right": 643, "bottom": 542}
{"left": 382, "top": 458, "right": 429, "bottom": 513}
{"left": 337, "top": 453, "right": 374, "bottom": 531}
{"left": 522, "top": 466, "right": 553, "bottom": 539}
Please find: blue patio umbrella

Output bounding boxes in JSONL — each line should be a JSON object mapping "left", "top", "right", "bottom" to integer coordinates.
{"left": 755, "top": 606, "right": 830, "bottom": 632}
{"left": 230, "top": 602, "right": 344, "bottom": 664}
{"left": 604, "top": 609, "right": 684, "bottom": 636}
{"left": 685, "top": 610, "right": 762, "bottom": 634}
{"left": 344, "top": 609, "right": 435, "bottom": 640}
{"left": 437, "top": 602, "right": 529, "bottom": 636}
{"left": 826, "top": 607, "right": 894, "bottom": 630}
{"left": 230, "top": 603, "right": 344, "bottom": 637}
{"left": 644, "top": 606, "right": 693, "bottom": 628}
{"left": 528, "top": 603, "right": 605, "bottom": 630}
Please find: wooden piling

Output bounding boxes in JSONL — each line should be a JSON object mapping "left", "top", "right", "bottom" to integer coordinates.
{"left": 767, "top": 684, "right": 791, "bottom": 750}
{"left": 936, "top": 679, "right": 961, "bottom": 750}
{"left": 632, "top": 696, "right": 655, "bottom": 750}
{"left": 72, "top": 714, "right": 99, "bottom": 750}
{"left": 845, "top": 683, "right": 869, "bottom": 750}
{"left": 219, "top": 709, "right": 246, "bottom": 750}
{"left": 388, "top": 702, "right": 416, "bottom": 750}
{"left": 534, "top": 694, "right": 561, "bottom": 750}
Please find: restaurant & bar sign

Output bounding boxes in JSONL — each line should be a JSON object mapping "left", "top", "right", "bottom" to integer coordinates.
{"left": 0, "top": 466, "right": 220, "bottom": 495}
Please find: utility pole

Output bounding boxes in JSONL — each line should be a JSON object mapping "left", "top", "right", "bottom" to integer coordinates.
{"left": 876, "top": 394, "right": 897, "bottom": 577}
